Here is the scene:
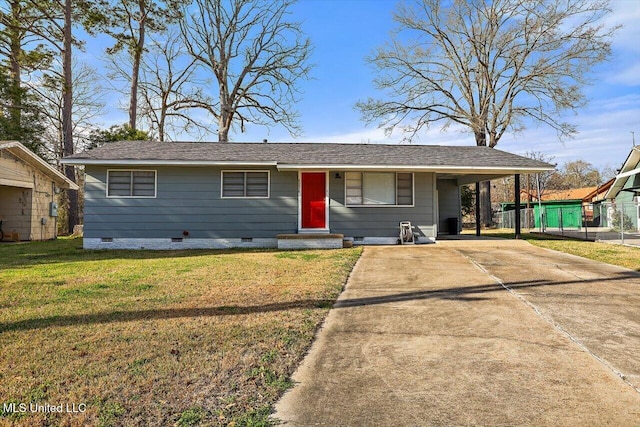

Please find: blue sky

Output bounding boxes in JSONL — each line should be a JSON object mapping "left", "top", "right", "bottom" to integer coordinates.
{"left": 88, "top": 0, "right": 640, "bottom": 173}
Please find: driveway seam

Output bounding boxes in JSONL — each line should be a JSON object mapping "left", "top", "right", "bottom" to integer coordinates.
{"left": 456, "top": 248, "right": 640, "bottom": 395}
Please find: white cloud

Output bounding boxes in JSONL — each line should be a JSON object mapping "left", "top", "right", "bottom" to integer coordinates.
{"left": 607, "top": 62, "right": 640, "bottom": 86}
{"left": 607, "top": 0, "right": 640, "bottom": 54}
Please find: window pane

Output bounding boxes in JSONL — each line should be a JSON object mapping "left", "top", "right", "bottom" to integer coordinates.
{"left": 132, "top": 171, "right": 156, "bottom": 197}
{"left": 246, "top": 172, "right": 268, "bottom": 197}
{"left": 397, "top": 173, "right": 413, "bottom": 205}
{"left": 108, "top": 171, "right": 132, "bottom": 196}
{"left": 363, "top": 172, "right": 395, "bottom": 205}
{"left": 223, "top": 172, "right": 245, "bottom": 197}
{"left": 345, "top": 172, "right": 362, "bottom": 205}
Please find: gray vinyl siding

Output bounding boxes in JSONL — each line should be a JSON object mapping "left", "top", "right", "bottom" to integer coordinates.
{"left": 436, "top": 179, "right": 461, "bottom": 233}
{"left": 616, "top": 166, "right": 640, "bottom": 204}
{"left": 84, "top": 166, "right": 298, "bottom": 239}
{"left": 329, "top": 171, "right": 435, "bottom": 238}
{"left": 615, "top": 165, "right": 640, "bottom": 230}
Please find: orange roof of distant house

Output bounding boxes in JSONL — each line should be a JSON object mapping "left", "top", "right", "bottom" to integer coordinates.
{"left": 540, "top": 187, "right": 598, "bottom": 201}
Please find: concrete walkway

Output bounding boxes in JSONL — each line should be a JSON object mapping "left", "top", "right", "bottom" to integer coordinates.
{"left": 273, "top": 240, "right": 640, "bottom": 426}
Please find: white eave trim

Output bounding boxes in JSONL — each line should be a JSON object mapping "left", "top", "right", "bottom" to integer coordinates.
{"left": 615, "top": 166, "right": 640, "bottom": 180}
{"left": 604, "top": 169, "right": 640, "bottom": 199}
{"left": 61, "top": 159, "right": 278, "bottom": 167}
{"left": 275, "top": 164, "right": 555, "bottom": 174}
{"left": 603, "top": 148, "right": 640, "bottom": 199}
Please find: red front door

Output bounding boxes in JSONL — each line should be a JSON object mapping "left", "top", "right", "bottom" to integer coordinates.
{"left": 301, "top": 172, "right": 326, "bottom": 229}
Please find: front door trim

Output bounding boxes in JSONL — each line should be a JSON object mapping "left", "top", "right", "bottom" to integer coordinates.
{"left": 298, "top": 171, "right": 329, "bottom": 233}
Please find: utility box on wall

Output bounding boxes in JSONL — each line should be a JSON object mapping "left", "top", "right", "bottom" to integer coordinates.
{"left": 49, "top": 201, "right": 58, "bottom": 217}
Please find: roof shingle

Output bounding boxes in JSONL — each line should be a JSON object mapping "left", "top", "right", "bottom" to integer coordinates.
{"left": 63, "top": 141, "right": 554, "bottom": 171}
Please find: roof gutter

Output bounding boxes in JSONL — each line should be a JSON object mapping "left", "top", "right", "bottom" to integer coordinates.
{"left": 61, "top": 159, "right": 278, "bottom": 167}
{"left": 275, "top": 164, "right": 555, "bottom": 174}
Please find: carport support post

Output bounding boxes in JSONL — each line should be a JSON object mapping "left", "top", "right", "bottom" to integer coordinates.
{"left": 514, "top": 174, "right": 521, "bottom": 239}
{"left": 475, "top": 182, "right": 481, "bottom": 236}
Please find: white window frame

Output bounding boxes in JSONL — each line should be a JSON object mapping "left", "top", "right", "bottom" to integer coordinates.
{"left": 106, "top": 169, "right": 157, "bottom": 198}
{"left": 344, "top": 172, "right": 415, "bottom": 207}
{"left": 220, "top": 170, "right": 271, "bottom": 199}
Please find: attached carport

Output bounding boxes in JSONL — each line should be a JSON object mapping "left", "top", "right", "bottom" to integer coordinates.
{"left": 435, "top": 166, "right": 550, "bottom": 236}
{"left": 0, "top": 141, "right": 78, "bottom": 241}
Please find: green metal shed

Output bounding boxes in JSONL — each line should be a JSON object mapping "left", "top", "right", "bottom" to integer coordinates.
{"left": 534, "top": 200, "right": 583, "bottom": 229}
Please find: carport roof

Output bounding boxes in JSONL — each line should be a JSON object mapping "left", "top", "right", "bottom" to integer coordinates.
{"left": 1, "top": 141, "right": 79, "bottom": 190}
{"left": 62, "top": 141, "right": 554, "bottom": 182}
{"left": 605, "top": 146, "right": 640, "bottom": 199}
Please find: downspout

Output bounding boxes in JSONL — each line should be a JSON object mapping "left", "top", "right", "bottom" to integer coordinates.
{"left": 475, "top": 182, "right": 481, "bottom": 236}
{"left": 514, "top": 174, "right": 521, "bottom": 239}
{"left": 536, "top": 174, "right": 544, "bottom": 232}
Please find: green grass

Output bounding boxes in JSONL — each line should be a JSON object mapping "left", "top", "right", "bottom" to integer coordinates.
{"left": 474, "top": 230, "right": 640, "bottom": 271}
{"left": 0, "top": 238, "right": 362, "bottom": 426}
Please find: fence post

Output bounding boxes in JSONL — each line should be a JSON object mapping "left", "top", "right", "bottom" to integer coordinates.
{"left": 583, "top": 205, "right": 588, "bottom": 240}
{"left": 621, "top": 203, "right": 625, "bottom": 245}
{"left": 514, "top": 174, "right": 521, "bottom": 239}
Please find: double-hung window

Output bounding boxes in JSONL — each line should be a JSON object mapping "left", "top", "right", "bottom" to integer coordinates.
{"left": 107, "top": 170, "right": 156, "bottom": 197}
{"left": 345, "top": 172, "right": 413, "bottom": 206}
{"left": 221, "top": 171, "right": 270, "bottom": 198}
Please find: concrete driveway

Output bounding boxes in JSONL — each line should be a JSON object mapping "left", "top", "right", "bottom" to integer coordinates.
{"left": 273, "top": 240, "right": 640, "bottom": 426}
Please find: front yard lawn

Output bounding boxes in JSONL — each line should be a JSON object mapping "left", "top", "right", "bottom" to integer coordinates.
{"left": 0, "top": 238, "right": 361, "bottom": 426}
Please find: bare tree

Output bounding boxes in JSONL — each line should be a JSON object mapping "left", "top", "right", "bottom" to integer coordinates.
{"left": 138, "top": 30, "right": 209, "bottom": 141}
{"left": 34, "top": 61, "right": 105, "bottom": 162}
{"left": 180, "top": 0, "right": 312, "bottom": 142}
{"left": 357, "top": 0, "right": 617, "bottom": 226}
{"left": 91, "top": 0, "right": 180, "bottom": 131}
{"left": 547, "top": 159, "right": 601, "bottom": 189}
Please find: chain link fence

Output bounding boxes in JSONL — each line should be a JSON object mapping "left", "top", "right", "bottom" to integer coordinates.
{"left": 494, "top": 201, "right": 640, "bottom": 247}
{"left": 494, "top": 208, "right": 535, "bottom": 230}
{"left": 591, "top": 201, "right": 640, "bottom": 246}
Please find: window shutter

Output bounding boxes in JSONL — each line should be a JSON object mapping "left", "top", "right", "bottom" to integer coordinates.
{"left": 132, "top": 171, "right": 156, "bottom": 196}
{"left": 107, "top": 170, "right": 156, "bottom": 197}
{"left": 246, "top": 172, "right": 268, "bottom": 197}
{"left": 108, "top": 171, "right": 133, "bottom": 196}
{"left": 222, "top": 171, "right": 269, "bottom": 198}
{"left": 397, "top": 173, "right": 413, "bottom": 205}
{"left": 345, "top": 172, "right": 363, "bottom": 205}
{"left": 222, "top": 172, "right": 245, "bottom": 197}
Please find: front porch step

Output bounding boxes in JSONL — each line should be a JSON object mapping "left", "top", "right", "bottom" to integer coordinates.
{"left": 276, "top": 233, "right": 345, "bottom": 249}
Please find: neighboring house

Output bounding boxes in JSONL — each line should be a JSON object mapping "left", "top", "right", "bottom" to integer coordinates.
{"left": 604, "top": 146, "right": 640, "bottom": 231}
{"left": 582, "top": 179, "right": 614, "bottom": 226}
{"left": 0, "top": 141, "right": 79, "bottom": 241}
{"left": 61, "top": 141, "right": 553, "bottom": 249}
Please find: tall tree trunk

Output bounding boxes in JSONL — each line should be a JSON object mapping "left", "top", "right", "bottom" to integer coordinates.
{"left": 128, "top": 0, "right": 146, "bottom": 131}
{"left": 218, "top": 121, "right": 229, "bottom": 142}
{"left": 62, "top": 0, "right": 78, "bottom": 233}
{"left": 218, "top": 100, "right": 231, "bottom": 142}
{"left": 158, "top": 107, "right": 166, "bottom": 142}
{"left": 8, "top": 0, "right": 22, "bottom": 132}
{"left": 474, "top": 129, "right": 492, "bottom": 227}
{"left": 478, "top": 180, "right": 492, "bottom": 227}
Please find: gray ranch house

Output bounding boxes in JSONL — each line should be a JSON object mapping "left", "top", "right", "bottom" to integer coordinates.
{"left": 605, "top": 146, "right": 640, "bottom": 231}
{"left": 62, "top": 141, "right": 553, "bottom": 249}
